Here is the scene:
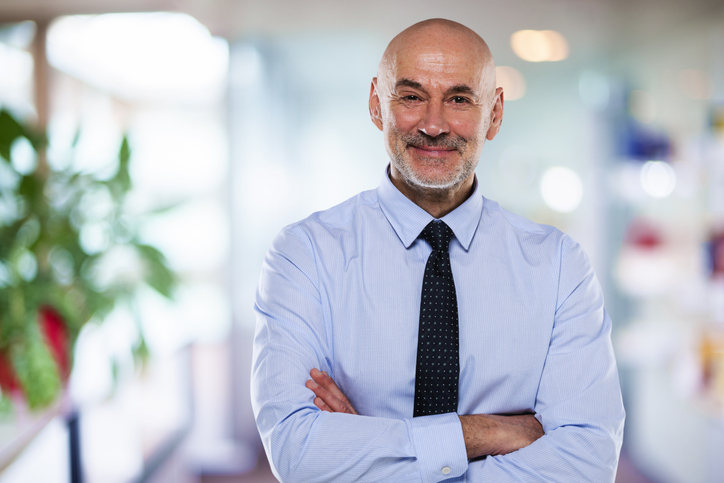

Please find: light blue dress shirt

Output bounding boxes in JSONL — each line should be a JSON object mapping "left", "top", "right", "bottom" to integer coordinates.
{"left": 252, "top": 169, "right": 625, "bottom": 483}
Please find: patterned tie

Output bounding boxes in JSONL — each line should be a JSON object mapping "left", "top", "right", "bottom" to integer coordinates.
{"left": 413, "top": 220, "right": 459, "bottom": 417}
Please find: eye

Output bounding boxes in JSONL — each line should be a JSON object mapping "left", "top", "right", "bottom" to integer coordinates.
{"left": 402, "top": 95, "right": 421, "bottom": 101}
{"left": 451, "top": 96, "right": 469, "bottom": 104}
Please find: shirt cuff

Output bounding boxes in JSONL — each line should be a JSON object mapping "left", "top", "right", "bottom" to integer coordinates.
{"left": 406, "top": 413, "right": 468, "bottom": 482}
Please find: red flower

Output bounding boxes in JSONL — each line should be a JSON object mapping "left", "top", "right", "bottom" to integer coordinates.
{"left": 0, "top": 349, "right": 20, "bottom": 394}
{"left": 39, "top": 306, "right": 70, "bottom": 381}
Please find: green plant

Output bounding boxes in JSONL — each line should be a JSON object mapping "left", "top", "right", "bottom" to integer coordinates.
{"left": 0, "top": 109, "right": 175, "bottom": 409}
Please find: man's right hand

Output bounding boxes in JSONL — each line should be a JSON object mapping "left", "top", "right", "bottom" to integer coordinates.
{"left": 305, "top": 368, "right": 358, "bottom": 414}
{"left": 459, "top": 413, "right": 544, "bottom": 459}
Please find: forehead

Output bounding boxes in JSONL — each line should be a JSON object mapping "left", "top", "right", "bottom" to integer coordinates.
{"left": 387, "top": 41, "right": 487, "bottom": 92}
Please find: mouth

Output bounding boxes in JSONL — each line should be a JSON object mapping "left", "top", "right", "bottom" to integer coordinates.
{"left": 408, "top": 145, "right": 457, "bottom": 158}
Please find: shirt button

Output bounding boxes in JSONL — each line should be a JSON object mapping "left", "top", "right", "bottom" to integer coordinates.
{"left": 442, "top": 466, "right": 451, "bottom": 475}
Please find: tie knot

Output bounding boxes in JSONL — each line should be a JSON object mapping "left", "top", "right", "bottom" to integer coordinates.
{"left": 420, "top": 221, "right": 454, "bottom": 252}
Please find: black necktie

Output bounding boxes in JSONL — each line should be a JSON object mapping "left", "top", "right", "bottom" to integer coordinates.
{"left": 413, "top": 220, "right": 459, "bottom": 417}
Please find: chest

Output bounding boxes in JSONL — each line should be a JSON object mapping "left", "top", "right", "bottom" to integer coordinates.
{"left": 318, "top": 240, "right": 558, "bottom": 418}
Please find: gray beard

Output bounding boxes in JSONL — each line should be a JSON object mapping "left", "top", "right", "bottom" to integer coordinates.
{"left": 389, "top": 130, "right": 477, "bottom": 190}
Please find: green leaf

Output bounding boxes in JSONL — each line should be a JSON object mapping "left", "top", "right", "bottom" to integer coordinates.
{"left": 135, "top": 243, "right": 176, "bottom": 298}
{"left": 145, "top": 201, "right": 185, "bottom": 216}
{"left": 0, "top": 110, "right": 44, "bottom": 161}
{"left": 11, "top": 321, "right": 61, "bottom": 409}
{"left": 44, "top": 284, "right": 85, "bottom": 340}
{"left": 0, "top": 110, "right": 24, "bottom": 162}
{"left": 18, "top": 175, "right": 44, "bottom": 216}
{"left": 0, "top": 220, "right": 24, "bottom": 260}
{"left": 81, "top": 286, "right": 116, "bottom": 320}
{"left": 71, "top": 128, "right": 81, "bottom": 148}
{"left": 0, "top": 394, "right": 13, "bottom": 417}
{"left": 23, "top": 131, "right": 46, "bottom": 154}
{"left": 133, "top": 333, "right": 150, "bottom": 367}
{"left": 109, "top": 136, "right": 132, "bottom": 196}
{"left": 119, "top": 136, "right": 130, "bottom": 166}
{"left": 0, "top": 111, "right": 179, "bottom": 411}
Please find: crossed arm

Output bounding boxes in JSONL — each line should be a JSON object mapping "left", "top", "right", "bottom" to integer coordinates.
{"left": 253, "top": 229, "right": 625, "bottom": 482}
{"left": 306, "top": 368, "right": 545, "bottom": 459}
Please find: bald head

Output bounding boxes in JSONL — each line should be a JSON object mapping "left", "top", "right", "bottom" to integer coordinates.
{"left": 368, "top": 18, "right": 504, "bottom": 211}
{"left": 377, "top": 19, "right": 496, "bottom": 100}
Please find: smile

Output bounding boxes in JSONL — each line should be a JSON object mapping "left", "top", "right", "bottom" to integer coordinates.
{"left": 409, "top": 145, "right": 457, "bottom": 157}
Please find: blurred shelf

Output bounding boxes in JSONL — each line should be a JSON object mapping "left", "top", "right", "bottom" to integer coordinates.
{"left": 0, "top": 344, "right": 194, "bottom": 483}
{"left": 0, "top": 394, "right": 64, "bottom": 475}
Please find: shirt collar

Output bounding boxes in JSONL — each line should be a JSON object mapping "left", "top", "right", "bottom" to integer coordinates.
{"left": 377, "top": 165, "right": 483, "bottom": 250}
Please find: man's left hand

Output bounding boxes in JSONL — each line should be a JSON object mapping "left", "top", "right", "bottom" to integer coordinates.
{"left": 306, "top": 368, "right": 358, "bottom": 414}
{"left": 307, "top": 369, "right": 545, "bottom": 459}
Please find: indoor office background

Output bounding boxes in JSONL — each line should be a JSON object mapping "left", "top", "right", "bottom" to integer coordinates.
{"left": 0, "top": 0, "right": 722, "bottom": 482}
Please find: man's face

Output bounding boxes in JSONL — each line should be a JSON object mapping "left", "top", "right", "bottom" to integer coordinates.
{"left": 370, "top": 32, "right": 503, "bottom": 191}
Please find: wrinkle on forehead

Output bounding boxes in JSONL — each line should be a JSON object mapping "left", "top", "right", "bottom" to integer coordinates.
{"left": 416, "top": 52, "right": 455, "bottom": 65}
{"left": 378, "top": 19, "right": 495, "bottom": 98}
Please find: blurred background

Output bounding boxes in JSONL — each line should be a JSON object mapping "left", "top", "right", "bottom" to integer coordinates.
{"left": 0, "top": 0, "right": 723, "bottom": 482}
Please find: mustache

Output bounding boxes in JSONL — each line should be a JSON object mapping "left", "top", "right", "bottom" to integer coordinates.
{"left": 400, "top": 132, "right": 467, "bottom": 151}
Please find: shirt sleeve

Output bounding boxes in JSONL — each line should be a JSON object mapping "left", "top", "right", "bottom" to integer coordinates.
{"left": 465, "top": 237, "right": 626, "bottom": 482}
{"left": 250, "top": 226, "right": 469, "bottom": 483}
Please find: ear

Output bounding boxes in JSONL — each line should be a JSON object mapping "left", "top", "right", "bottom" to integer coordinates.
{"left": 486, "top": 87, "right": 504, "bottom": 141}
{"left": 369, "top": 78, "right": 383, "bottom": 131}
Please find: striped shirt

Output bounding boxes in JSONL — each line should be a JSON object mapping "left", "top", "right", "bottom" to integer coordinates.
{"left": 252, "top": 168, "right": 625, "bottom": 482}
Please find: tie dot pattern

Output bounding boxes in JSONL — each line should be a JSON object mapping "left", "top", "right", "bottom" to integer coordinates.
{"left": 413, "top": 220, "right": 459, "bottom": 417}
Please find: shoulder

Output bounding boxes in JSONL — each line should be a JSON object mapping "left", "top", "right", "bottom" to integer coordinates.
{"left": 481, "top": 197, "right": 573, "bottom": 252}
{"left": 273, "top": 188, "right": 381, "bottom": 251}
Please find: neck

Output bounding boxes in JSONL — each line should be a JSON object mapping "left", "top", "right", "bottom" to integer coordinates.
{"left": 390, "top": 166, "right": 475, "bottom": 218}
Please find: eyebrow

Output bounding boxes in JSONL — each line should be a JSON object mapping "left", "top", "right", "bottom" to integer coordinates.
{"left": 395, "top": 79, "right": 424, "bottom": 91}
{"left": 394, "top": 79, "right": 477, "bottom": 98}
{"left": 446, "top": 85, "right": 476, "bottom": 97}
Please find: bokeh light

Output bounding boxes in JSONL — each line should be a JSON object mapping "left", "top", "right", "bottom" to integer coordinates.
{"left": 47, "top": 13, "right": 228, "bottom": 104}
{"left": 678, "top": 69, "right": 713, "bottom": 100}
{"left": 540, "top": 166, "right": 583, "bottom": 213}
{"left": 629, "top": 90, "right": 657, "bottom": 124}
{"left": 640, "top": 161, "right": 676, "bottom": 198}
{"left": 511, "top": 30, "right": 569, "bottom": 62}
{"left": 496, "top": 66, "right": 526, "bottom": 100}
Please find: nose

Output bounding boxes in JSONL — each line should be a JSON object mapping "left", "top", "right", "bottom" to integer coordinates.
{"left": 417, "top": 101, "right": 450, "bottom": 138}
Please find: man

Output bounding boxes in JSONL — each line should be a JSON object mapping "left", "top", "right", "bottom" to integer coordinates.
{"left": 251, "top": 18, "right": 625, "bottom": 482}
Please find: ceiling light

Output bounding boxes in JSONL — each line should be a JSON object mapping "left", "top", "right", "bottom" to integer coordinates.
{"left": 511, "top": 30, "right": 569, "bottom": 62}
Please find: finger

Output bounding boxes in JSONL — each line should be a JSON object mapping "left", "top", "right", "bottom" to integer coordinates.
{"left": 310, "top": 369, "right": 346, "bottom": 402}
{"left": 314, "top": 397, "right": 333, "bottom": 413}
{"left": 305, "top": 379, "right": 351, "bottom": 413}
{"left": 305, "top": 379, "right": 331, "bottom": 402}
{"left": 309, "top": 369, "right": 357, "bottom": 414}
{"left": 310, "top": 369, "right": 357, "bottom": 414}
{"left": 305, "top": 379, "right": 330, "bottom": 400}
